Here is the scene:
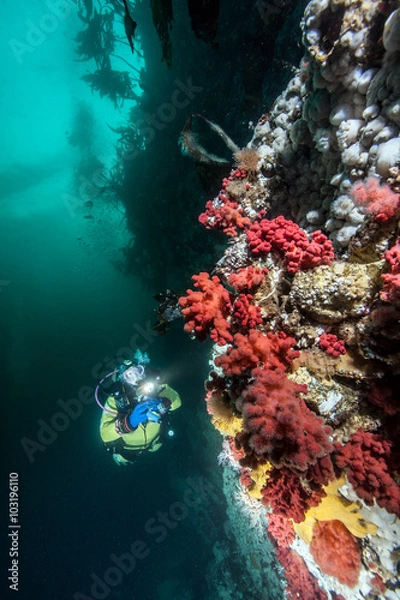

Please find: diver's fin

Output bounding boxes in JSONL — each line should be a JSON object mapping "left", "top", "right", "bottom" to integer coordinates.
{"left": 113, "top": 453, "right": 132, "bottom": 466}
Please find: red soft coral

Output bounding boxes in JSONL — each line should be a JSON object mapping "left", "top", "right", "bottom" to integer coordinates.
{"left": 261, "top": 468, "right": 325, "bottom": 523}
{"left": 198, "top": 191, "right": 251, "bottom": 236}
{"left": 228, "top": 435, "right": 246, "bottom": 462}
{"left": 239, "top": 468, "right": 253, "bottom": 488}
{"left": 306, "top": 453, "right": 336, "bottom": 488}
{"left": 232, "top": 293, "right": 263, "bottom": 329}
{"left": 318, "top": 332, "right": 346, "bottom": 356}
{"left": 221, "top": 169, "right": 247, "bottom": 186}
{"left": 276, "top": 546, "right": 329, "bottom": 600}
{"left": 381, "top": 241, "right": 400, "bottom": 305}
{"left": 310, "top": 520, "right": 361, "bottom": 587}
{"left": 370, "top": 574, "right": 386, "bottom": 595}
{"left": 228, "top": 266, "right": 268, "bottom": 292}
{"left": 381, "top": 272, "right": 400, "bottom": 305}
{"left": 240, "top": 367, "right": 333, "bottom": 473}
{"left": 334, "top": 429, "right": 400, "bottom": 516}
{"left": 246, "top": 215, "right": 334, "bottom": 273}
{"left": 351, "top": 178, "right": 400, "bottom": 223}
{"left": 178, "top": 272, "right": 233, "bottom": 345}
{"left": 215, "top": 329, "right": 299, "bottom": 376}
{"left": 267, "top": 513, "right": 295, "bottom": 548}
{"left": 367, "top": 380, "right": 400, "bottom": 416}
{"left": 383, "top": 241, "right": 400, "bottom": 271}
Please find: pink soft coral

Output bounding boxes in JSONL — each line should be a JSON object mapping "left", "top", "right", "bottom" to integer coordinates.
{"left": 310, "top": 520, "right": 361, "bottom": 587}
{"left": 178, "top": 272, "right": 233, "bottom": 345}
{"left": 381, "top": 241, "right": 400, "bottom": 305}
{"left": 306, "top": 453, "right": 336, "bottom": 488}
{"left": 261, "top": 468, "right": 325, "bottom": 523}
{"left": 318, "top": 332, "right": 346, "bottom": 356}
{"left": 215, "top": 329, "right": 299, "bottom": 376}
{"left": 240, "top": 367, "right": 333, "bottom": 473}
{"left": 276, "top": 546, "right": 329, "bottom": 600}
{"left": 228, "top": 266, "right": 268, "bottom": 292}
{"left": 351, "top": 178, "right": 400, "bottom": 223}
{"left": 232, "top": 293, "right": 263, "bottom": 329}
{"left": 367, "top": 380, "right": 400, "bottom": 416}
{"left": 246, "top": 215, "right": 334, "bottom": 273}
{"left": 239, "top": 468, "right": 253, "bottom": 488}
{"left": 334, "top": 429, "right": 400, "bottom": 516}
{"left": 267, "top": 513, "right": 295, "bottom": 548}
{"left": 198, "top": 191, "right": 250, "bottom": 236}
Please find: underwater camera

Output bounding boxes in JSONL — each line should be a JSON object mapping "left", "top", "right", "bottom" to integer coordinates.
{"left": 146, "top": 400, "right": 169, "bottom": 422}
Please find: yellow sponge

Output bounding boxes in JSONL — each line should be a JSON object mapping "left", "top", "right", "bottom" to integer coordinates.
{"left": 294, "top": 477, "right": 378, "bottom": 544}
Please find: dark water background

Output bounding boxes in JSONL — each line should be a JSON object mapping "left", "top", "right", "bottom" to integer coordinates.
{"left": 0, "top": 1, "right": 305, "bottom": 598}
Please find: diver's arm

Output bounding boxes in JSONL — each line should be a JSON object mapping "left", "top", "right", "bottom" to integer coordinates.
{"left": 100, "top": 396, "right": 121, "bottom": 443}
{"left": 116, "top": 403, "right": 151, "bottom": 434}
{"left": 101, "top": 397, "right": 143, "bottom": 438}
{"left": 158, "top": 384, "right": 182, "bottom": 411}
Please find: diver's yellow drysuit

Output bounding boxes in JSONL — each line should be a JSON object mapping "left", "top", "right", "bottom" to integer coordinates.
{"left": 100, "top": 384, "right": 181, "bottom": 456}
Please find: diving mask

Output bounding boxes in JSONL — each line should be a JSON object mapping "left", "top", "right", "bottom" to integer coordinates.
{"left": 121, "top": 365, "right": 145, "bottom": 386}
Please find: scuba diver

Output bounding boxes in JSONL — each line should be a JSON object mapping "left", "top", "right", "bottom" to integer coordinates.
{"left": 96, "top": 354, "right": 181, "bottom": 466}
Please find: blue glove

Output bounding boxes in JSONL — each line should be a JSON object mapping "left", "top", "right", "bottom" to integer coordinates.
{"left": 129, "top": 403, "right": 150, "bottom": 429}
{"left": 141, "top": 396, "right": 159, "bottom": 404}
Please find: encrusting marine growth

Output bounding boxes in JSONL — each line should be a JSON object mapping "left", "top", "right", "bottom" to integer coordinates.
{"left": 179, "top": 1, "right": 400, "bottom": 598}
